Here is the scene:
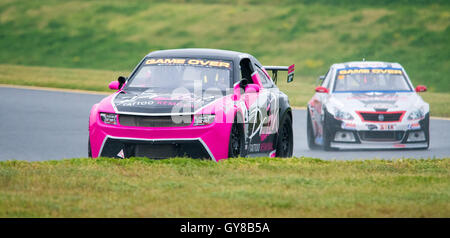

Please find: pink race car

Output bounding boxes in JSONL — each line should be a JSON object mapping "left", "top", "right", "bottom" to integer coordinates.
{"left": 88, "top": 49, "right": 295, "bottom": 161}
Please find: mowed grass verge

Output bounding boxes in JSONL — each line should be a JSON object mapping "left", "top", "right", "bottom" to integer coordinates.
{"left": 0, "top": 157, "right": 449, "bottom": 218}
{"left": 1, "top": 64, "right": 449, "bottom": 117}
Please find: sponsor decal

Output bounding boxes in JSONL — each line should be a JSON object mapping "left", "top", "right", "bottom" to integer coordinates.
{"left": 145, "top": 58, "right": 231, "bottom": 68}
{"left": 260, "top": 142, "right": 273, "bottom": 151}
{"left": 339, "top": 68, "right": 403, "bottom": 75}
{"left": 372, "top": 104, "right": 393, "bottom": 109}
{"left": 365, "top": 124, "right": 395, "bottom": 130}
{"left": 249, "top": 144, "right": 260, "bottom": 153}
{"left": 260, "top": 134, "right": 270, "bottom": 141}
{"left": 287, "top": 64, "right": 295, "bottom": 82}
{"left": 367, "top": 124, "right": 378, "bottom": 130}
{"left": 379, "top": 124, "right": 395, "bottom": 130}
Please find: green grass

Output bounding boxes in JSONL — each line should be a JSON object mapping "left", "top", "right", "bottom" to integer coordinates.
{"left": 0, "top": 1, "right": 449, "bottom": 92}
{"left": 2, "top": 64, "right": 450, "bottom": 117}
{"left": 0, "top": 157, "right": 448, "bottom": 217}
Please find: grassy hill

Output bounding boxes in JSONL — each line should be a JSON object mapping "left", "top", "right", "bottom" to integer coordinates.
{"left": 0, "top": 0, "right": 449, "bottom": 91}
{"left": 1, "top": 157, "right": 449, "bottom": 217}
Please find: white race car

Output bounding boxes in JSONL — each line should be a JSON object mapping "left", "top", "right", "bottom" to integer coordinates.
{"left": 307, "top": 61, "right": 430, "bottom": 150}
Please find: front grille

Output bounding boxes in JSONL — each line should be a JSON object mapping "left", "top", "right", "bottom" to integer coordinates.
{"left": 119, "top": 115, "right": 192, "bottom": 127}
{"left": 358, "top": 131, "right": 405, "bottom": 142}
{"left": 357, "top": 111, "right": 405, "bottom": 122}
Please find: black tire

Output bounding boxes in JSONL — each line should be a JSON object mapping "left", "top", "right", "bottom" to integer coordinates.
{"left": 322, "top": 110, "right": 332, "bottom": 151}
{"left": 276, "top": 115, "right": 293, "bottom": 158}
{"left": 88, "top": 137, "right": 92, "bottom": 158}
{"left": 424, "top": 114, "right": 430, "bottom": 149}
{"left": 228, "top": 122, "right": 245, "bottom": 158}
{"left": 307, "top": 109, "right": 319, "bottom": 150}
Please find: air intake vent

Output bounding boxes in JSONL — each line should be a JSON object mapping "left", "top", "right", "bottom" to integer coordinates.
{"left": 357, "top": 111, "right": 405, "bottom": 122}
{"left": 119, "top": 115, "right": 192, "bottom": 127}
{"left": 358, "top": 131, "right": 405, "bottom": 142}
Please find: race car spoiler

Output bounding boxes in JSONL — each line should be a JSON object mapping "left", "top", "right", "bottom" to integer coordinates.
{"left": 264, "top": 64, "right": 295, "bottom": 84}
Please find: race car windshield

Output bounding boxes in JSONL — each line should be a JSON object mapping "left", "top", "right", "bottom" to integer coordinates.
{"left": 333, "top": 68, "right": 413, "bottom": 93}
{"left": 126, "top": 58, "right": 232, "bottom": 91}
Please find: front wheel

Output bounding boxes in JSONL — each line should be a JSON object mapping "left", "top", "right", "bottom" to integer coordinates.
{"left": 276, "top": 115, "right": 293, "bottom": 157}
{"left": 228, "top": 122, "right": 245, "bottom": 158}
{"left": 424, "top": 114, "right": 430, "bottom": 149}
{"left": 322, "top": 110, "right": 332, "bottom": 151}
{"left": 307, "top": 109, "right": 319, "bottom": 150}
{"left": 88, "top": 137, "right": 92, "bottom": 158}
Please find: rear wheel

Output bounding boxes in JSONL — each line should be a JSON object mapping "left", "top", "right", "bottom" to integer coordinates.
{"left": 276, "top": 115, "right": 293, "bottom": 157}
{"left": 228, "top": 122, "right": 245, "bottom": 158}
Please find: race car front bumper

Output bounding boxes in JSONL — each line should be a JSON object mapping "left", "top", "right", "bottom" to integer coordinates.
{"left": 330, "top": 140, "right": 429, "bottom": 149}
{"left": 325, "top": 112, "right": 429, "bottom": 150}
{"left": 89, "top": 114, "right": 233, "bottom": 161}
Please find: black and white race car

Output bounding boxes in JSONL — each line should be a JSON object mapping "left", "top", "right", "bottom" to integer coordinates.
{"left": 306, "top": 61, "right": 430, "bottom": 150}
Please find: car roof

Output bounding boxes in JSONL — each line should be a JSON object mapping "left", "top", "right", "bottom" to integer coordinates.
{"left": 145, "top": 48, "right": 251, "bottom": 60}
{"left": 331, "top": 61, "right": 404, "bottom": 69}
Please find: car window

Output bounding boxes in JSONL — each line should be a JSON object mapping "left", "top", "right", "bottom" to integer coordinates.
{"left": 255, "top": 66, "right": 274, "bottom": 88}
{"left": 321, "top": 68, "right": 333, "bottom": 89}
{"left": 126, "top": 58, "right": 232, "bottom": 91}
{"left": 333, "top": 68, "right": 412, "bottom": 92}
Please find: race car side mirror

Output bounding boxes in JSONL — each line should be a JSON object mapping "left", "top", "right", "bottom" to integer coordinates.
{"left": 315, "top": 86, "right": 329, "bottom": 93}
{"left": 415, "top": 85, "right": 427, "bottom": 92}
{"left": 245, "top": 84, "right": 260, "bottom": 93}
{"left": 109, "top": 76, "right": 127, "bottom": 90}
{"left": 108, "top": 81, "right": 120, "bottom": 90}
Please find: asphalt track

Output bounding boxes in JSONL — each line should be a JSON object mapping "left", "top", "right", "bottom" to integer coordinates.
{"left": 1, "top": 86, "right": 449, "bottom": 161}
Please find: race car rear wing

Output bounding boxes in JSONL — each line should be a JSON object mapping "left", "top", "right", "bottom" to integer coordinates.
{"left": 263, "top": 64, "right": 295, "bottom": 84}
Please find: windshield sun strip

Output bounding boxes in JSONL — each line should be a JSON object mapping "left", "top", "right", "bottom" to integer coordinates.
{"left": 332, "top": 67, "right": 412, "bottom": 93}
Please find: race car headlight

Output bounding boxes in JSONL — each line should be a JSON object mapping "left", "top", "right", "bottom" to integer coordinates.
{"left": 100, "top": 113, "right": 117, "bottom": 125}
{"left": 407, "top": 109, "right": 425, "bottom": 120}
{"left": 194, "top": 114, "right": 215, "bottom": 126}
{"left": 334, "top": 109, "right": 354, "bottom": 120}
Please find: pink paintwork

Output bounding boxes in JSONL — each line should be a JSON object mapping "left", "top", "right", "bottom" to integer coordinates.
{"left": 232, "top": 83, "right": 242, "bottom": 101}
{"left": 89, "top": 92, "right": 244, "bottom": 162}
{"left": 245, "top": 84, "right": 260, "bottom": 93}
{"left": 108, "top": 81, "right": 120, "bottom": 90}
{"left": 251, "top": 71, "right": 262, "bottom": 87}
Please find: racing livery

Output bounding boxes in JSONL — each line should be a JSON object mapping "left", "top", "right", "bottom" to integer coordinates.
{"left": 307, "top": 61, "right": 430, "bottom": 150}
{"left": 89, "top": 49, "right": 294, "bottom": 161}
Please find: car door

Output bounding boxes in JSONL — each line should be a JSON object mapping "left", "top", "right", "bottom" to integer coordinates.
{"left": 250, "top": 63, "right": 279, "bottom": 153}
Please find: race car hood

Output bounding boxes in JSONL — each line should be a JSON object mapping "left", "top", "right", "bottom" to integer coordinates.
{"left": 327, "top": 92, "right": 429, "bottom": 113}
{"left": 112, "top": 88, "right": 223, "bottom": 114}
